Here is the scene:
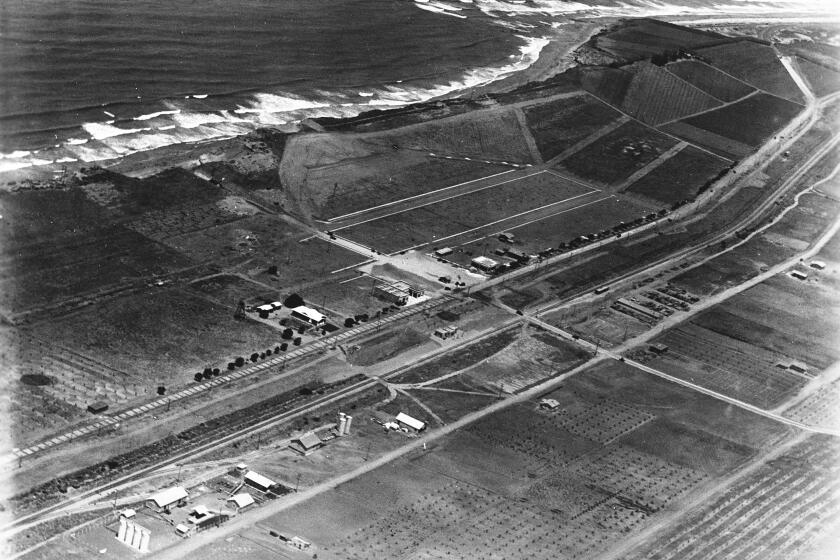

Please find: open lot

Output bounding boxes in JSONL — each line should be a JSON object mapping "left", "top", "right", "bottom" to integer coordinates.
{"left": 590, "top": 18, "right": 728, "bottom": 63}
{"left": 624, "top": 145, "right": 730, "bottom": 206}
{"left": 556, "top": 120, "right": 679, "bottom": 187}
{"left": 522, "top": 92, "right": 622, "bottom": 160}
{"left": 337, "top": 170, "right": 596, "bottom": 254}
{"left": 795, "top": 56, "right": 840, "bottom": 98}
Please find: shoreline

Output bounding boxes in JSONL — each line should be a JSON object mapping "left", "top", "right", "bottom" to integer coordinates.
{"left": 0, "top": 20, "right": 608, "bottom": 190}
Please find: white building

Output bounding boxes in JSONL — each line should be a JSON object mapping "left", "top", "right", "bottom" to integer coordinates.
{"left": 395, "top": 412, "right": 426, "bottom": 433}
{"left": 291, "top": 305, "right": 326, "bottom": 326}
{"left": 147, "top": 486, "right": 188, "bottom": 513}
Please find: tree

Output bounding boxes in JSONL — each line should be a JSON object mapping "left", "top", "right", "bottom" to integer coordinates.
{"left": 212, "top": 368, "right": 220, "bottom": 376}
{"left": 280, "top": 343, "right": 288, "bottom": 351}
{"left": 259, "top": 352, "right": 266, "bottom": 360}
{"left": 250, "top": 353, "right": 259, "bottom": 362}
{"left": 227, "top": 362, "right": 236, "bottom": 370}
{"left": 202, "top": 370, "right": 212, "bottom": 380}
{"left": 267, "top": 264, "right": 278, "bottom": 276}
{"left": 282, "top": 328, "right": 294, "bottom": 340}
{"left": 293, "top": 337, "right": 302, "bottom": 346}
{"left": 235, "top": 356, "right": 245, "bottom": 367}
{"left": 157, "top": 386, "right": 166, "bottom": 395}
{"left": 283, "top": 293, "right": 304, "bottom": 308}
{"left": 274, "top": 346, "right": 281, "bottom": 354}
{"left": 344, "top": 317, "right": 356, "bottom": 328}
{"left": 297, "top": 325, "right": 306, "bottom": 334}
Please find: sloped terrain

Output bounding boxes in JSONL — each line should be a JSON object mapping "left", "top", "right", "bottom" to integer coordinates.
{"left": 666, "top": 59, "right": 756, "bottom": 102}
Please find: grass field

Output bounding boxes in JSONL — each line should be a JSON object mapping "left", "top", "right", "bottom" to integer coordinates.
{"left": 557, "top": 120, "right": 679, "bottom": 186}
{"left": 695, "top": 40, "right": 806, "bottom": 103}
{"left": 337, "top": 170, "right": 596, "bottom": 253}
{"left": 522, "top": 93, "right": 622, "bottom": 160}
{"left": 665, "top": 59, "right": 756, "bottom": 102}
{"left": 624, "top": 145, "right": 730, "bottom": 205}
{"left": 165, "top": 214, "right": 364, "bottom": 285}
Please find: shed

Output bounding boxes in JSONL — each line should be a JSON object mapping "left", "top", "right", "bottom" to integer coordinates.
{"left": 228, "top": 493, "right": 255, "bottom": 510}
{"left": 810, "top": 260, "right": 826, "bottom": 270}
{"left": 120, "top": 508, "right": 136, "bottom": 519}
{"left": 291, "top": 306, "right": 325, "bottom": 326}
{"left": 539, "top": 398, "right": 560, "bottom": 410}
{"left": 269, "top": 301, "right": 283, "bottom": 310}
{"left": 434, "top": 247, "right": 453, "bottom": 257}
{"left": 87, "top": 401, "right": 109, "bottom": 414}
{"left": 244, "top": 471, "right": 276, "bottom": 493}
{"left": 790, "top": 270, "right": 808, "bottom": 280}
{"left": 175, "top": 523, "right": 190, "bottom": 536}
{"left": 147, "top": 486, "right": 188, "bottom": 512}
{"left": 395, "top": 412, "right": 426, "bottom": 432}
{"left": 256, "top": 304, "right": 274, "bottom": 313}
{"left": 649, "top": 343, "right": 669, "bottom": 355}
{"left": 290, "top": 431, "right": 323, "bottom": 455}
{"left": 372, "top": 410, "right": 395, "bottom": 425}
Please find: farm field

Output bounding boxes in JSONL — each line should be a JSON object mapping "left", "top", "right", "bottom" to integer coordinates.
{"left": 694, "top": 40, "right": 806, "bottom": 103}
{"left": 557, "top": 120, "right": 679, "bottom": 187}
{"left": 663, "top": 92, "right": 803, "bottom": 155}
{"left": 615, "top": 61, "right": 723, "bottom": 125}
{"left": 0, "top": 188, "right": 192, "bottom": 316}
{"left": 665, "top": 59, "right": 756, "bottom": 102}
{"left": 624, "top": 145, "right": 729, "bottom": 205}
{"left": 195, "top": 359, "right": 792, "bottom": 560}
{"left": 337, "top": 170, "right": 596, "bottom": 254}
{"left": 24, "top": 288, "right": 282, "bottom": 386}
{"left": 624, "top": 434, "right": 840, "bottom": 560}
{"left": 522, "top": 92, "right": 622, "bottom": 160}
{"left": 783, "top": 375, "right": 840, "bottom": 431}
{"left": 165, "top": 214, "right": 365, "bottom": 286}
{"left": 642, "top": 322, "right": 810, "bottom": 409}
{"left": 590, "top": 18, "right": 728, "bottom": 63}
{"left": 450, "top": 195, "right": 652, "bottom": 261}
{"left": 280, "top": 131, "right": 511, "bottom": 219}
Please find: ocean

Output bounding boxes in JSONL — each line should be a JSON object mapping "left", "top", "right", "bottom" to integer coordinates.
{"left": 0, "top": 0, "right": 830, "bottom": 173}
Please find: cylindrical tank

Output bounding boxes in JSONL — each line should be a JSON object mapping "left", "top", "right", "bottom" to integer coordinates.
{"left": 344, "top": 415, "right": 353, "bottom": 435}
{"left": 139, "top": 529, "right": 151, "bottom": 552}
{"left": 338, "top": 412, "right": 347, "bottom": 435}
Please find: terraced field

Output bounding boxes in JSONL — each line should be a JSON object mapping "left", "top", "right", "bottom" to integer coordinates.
{"left": 624, "top": 145, "right": 730, "bottom": 205}
{"left": 558, "top": 120, "right": 679, "bottom": 186}
{"left": 795, "top": 56, "right": 840, "bottom": 97}
{"left": 666, "top": 59, "right": 756, "bottom": 102}
{"left": 619, "top": 62, "right": 723, "bottom": 125}
{"left": 694, "top": 40, "right": 805, "bottom": 103}
{"left": 522, "top": 93, "right": 622, "bottom": 160}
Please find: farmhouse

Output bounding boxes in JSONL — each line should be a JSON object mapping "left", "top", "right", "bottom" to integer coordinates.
{"left": 434, "top": 326, "right": 459, "bottom": 339}
{"left": 290, "top": 431, "right": 323, "bottom": 455}
{"left": 810, "top": 260, "right": 826, "bottom": 270}
{"left": 790, "top": 270, "right": 808, "bottom": 281}
{"left": 539, "top": 398, "right": 560, "bottom": 410}
{"left": 244, "top": 471, "right": 276, "bottom": 493}
{"left": 147, "top": 486, "right": 188, "bottom": 513}
{"left": 649, "top": 343, "right": 669, "bottom": 355}
{"left": 291, "top": 305, "right": 326, "bottom": 326}
{"left": 395, "top": 412, "right": 426, "bottom": 433}
{"left": 471, "top": 256, "right": 500, "bottom": 273}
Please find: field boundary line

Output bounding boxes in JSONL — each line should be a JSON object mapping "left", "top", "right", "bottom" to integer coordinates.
{"left": 616, "top": 141, "right": 688, "bottom": 192}
{"left": 513, "top": 106, "right": 544, "bottom": 164}
{"left": 391, "top": 189, "right": 605, "bottom": 255}
{"left": 324, "top": 168, "right": 520, "bottom": 223}
{"left": 330, "top": 168, "right": 550, "bottom": 232}
{"left": 656, "top": 89, "right": 760, "bottom": 127}
{"left": 546, "top": 115, "right": 630, "bottom": 167}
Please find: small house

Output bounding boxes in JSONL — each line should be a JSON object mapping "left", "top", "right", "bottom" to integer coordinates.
{"left": 790, "top": 270, "right": 808, "bottom": 281}
{"left": 539, "top": 398, "right": 560, "bottom": 410}
{"left": 87, "top": 401, "right": 109, "bottom": 414}
{"left": 810, "top": 260, "right": 826, "bottom": 270}
{"left": 649, "top": 343, "right": 669, "bottom": 355}
{"left": 499, "top": 232, "right": 515, "bottom": 243}
{"left": 434, "top": 247, "right": 453, "bottom": 257}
